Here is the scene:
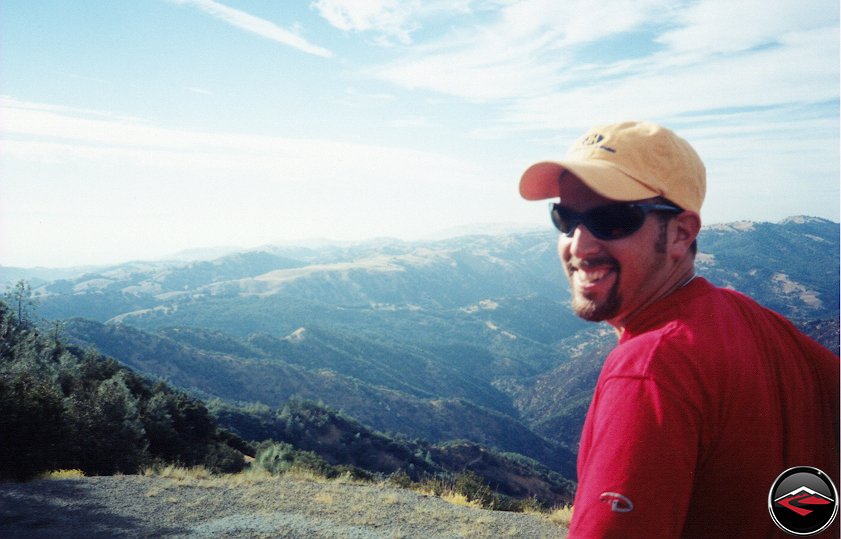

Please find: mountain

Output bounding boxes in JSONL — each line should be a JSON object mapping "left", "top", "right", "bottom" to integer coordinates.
{"left": 16, "top": 216, "right": 840, "bottom": 478}
{"left": 0, "top": 265, "right": 103, "bottom": 291}
{"left": 59, "top": 318, "right": 576, "bottom": 479}
{"left": 0, "top": 303, "right": 575, "bottom": 506}
{"left": 695, "top": 216, "right": 839, "bottom": 319}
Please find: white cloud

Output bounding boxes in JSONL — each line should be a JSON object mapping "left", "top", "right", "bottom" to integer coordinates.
{"left": 658, "top": 0, "right": 838, "bottom": 54}
{"left": 184, "top": 86, "right": 215, "bottom": 96}
{"left": 362, "top": 0, "right": 838, "bottom": 126}
{"left": 313, "top": 0, "right": 418, "bottom": 44}
{"left": 312, "top": 0, "right": 482, "bottom": 45}
{"left": 371, "top": 0, "right": 669, "bottom": 101}
{"left": 169, "top": 0, "right": 333, "bottom": 57}
{"left": 0, "top": 97, "right": 479, "bottom": 180}
{"left": 498, "top": 25, "right": 839, "bottom": 132}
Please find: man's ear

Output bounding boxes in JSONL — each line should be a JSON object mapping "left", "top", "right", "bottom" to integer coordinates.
{"left": 671, "top": 211, "right": 701, "bottom": 258}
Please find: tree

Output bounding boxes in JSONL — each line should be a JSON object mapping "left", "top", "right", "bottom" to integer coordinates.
{"left": 63, "top": 372, "right": 148, "bottom": 475}
{"left": 4, "top": 280, "right": 38, "bottom": 328}
{"left": 0, "top": 372, "right": 67, "bottom": 481}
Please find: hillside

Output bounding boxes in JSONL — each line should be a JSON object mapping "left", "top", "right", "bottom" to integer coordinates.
{"left": 0, "top": 301, "right": 247, "bottom": 481}
{"left": 6, "top": 217, "right": 839, "bottom": 480}
{"left": 0, "top": 299, "right": 575, "bottom": 507}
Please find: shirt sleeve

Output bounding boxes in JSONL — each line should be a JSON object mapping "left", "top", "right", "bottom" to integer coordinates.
{"left": 568, "top": 375, "right": 701, "bottom": 539}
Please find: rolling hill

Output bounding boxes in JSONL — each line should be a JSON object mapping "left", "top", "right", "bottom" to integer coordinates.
{"left": 7, "top": 216, "right": 838, "bottom": 479}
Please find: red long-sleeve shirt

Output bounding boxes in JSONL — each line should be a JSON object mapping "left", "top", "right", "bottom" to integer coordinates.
{"left": 569, "top": 277, "right": 839, "bottom": 538}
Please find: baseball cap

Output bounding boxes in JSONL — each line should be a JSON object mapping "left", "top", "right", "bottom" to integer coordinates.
{"left": 519, "top": 121, "right": 706, "bottom": 213}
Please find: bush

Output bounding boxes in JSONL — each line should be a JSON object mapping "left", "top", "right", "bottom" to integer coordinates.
{"left": 453, "top": 471, "right": 496, "bottom": 508}
{"left": 255, "top": 441, "right": 297, "bottom": 475}
{"left": 203, "top": 441, "right": 245, "bottom": 474}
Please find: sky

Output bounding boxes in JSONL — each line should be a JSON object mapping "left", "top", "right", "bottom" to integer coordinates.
{"left": 0, "top": 0, "right": 838, "bottom": 268}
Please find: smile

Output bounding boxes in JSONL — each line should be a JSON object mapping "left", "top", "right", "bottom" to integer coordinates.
{"left": 569, "top": 259, "right": 618, "bottom": 292}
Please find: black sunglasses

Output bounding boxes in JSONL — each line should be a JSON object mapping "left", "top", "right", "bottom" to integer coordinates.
{"left": 550, "top": 201, "right": 683, "bottom": 240}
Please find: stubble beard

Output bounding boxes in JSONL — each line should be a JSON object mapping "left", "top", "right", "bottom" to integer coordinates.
{"left": 569, "top": 268, "right": 622, "bottom": 322}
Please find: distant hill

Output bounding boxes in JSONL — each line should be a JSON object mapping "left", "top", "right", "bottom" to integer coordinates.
{"left": 14, "top": 216, "right": 839, "bottom": 478}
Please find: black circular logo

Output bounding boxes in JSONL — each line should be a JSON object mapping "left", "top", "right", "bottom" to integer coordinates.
{"left": 769, "top": 466, "right": 838, "bottom": 536}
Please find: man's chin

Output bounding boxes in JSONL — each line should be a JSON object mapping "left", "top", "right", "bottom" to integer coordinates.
{"left": 571, "top": 296, "right": 619, "bottom": 322}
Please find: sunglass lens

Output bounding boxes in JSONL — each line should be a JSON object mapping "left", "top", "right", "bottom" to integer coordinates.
{"left": 551, "top": 205, "right": 577, "bottom": 235}
{"left": 589, "top": 205, "right": 645, "bottom": 239}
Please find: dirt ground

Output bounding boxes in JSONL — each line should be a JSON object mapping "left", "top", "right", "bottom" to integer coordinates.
{"left": 0, "top": 474, "right": 569, "bottom": 538}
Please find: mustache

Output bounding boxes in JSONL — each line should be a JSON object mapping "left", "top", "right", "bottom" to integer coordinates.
{"left": 568, "top": 256, "right": 619, "bottom": 272}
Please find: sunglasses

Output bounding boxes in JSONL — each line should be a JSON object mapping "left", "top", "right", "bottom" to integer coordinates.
{"left": 550, "top": 201, "right": 683, "bottom": 240}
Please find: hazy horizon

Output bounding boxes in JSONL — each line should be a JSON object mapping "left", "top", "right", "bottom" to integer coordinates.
{"left": 1, "top": 214, "right": 836, "bottom": 270}
{"left": 2, "top": 1, "right": 838, "bottom": 268}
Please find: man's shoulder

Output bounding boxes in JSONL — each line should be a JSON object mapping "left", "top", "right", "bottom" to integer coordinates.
{"left": 605, "top": 282, "right": 745, "bottom": 378}
{"left": 625, "top": 277, "right": 772, "bottom": 342}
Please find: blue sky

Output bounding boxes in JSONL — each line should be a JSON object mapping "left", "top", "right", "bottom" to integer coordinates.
{"left": 1, "top": 0, "right": 838, "bottom": 267}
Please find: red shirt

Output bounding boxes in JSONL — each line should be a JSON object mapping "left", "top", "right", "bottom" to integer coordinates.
{"left": 569, "top": 277, "right": 839, "bottom": 538}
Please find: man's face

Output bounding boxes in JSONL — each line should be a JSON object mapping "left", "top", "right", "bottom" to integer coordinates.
{"left": 557, "top": 177, "right": 673, "bottom": 327}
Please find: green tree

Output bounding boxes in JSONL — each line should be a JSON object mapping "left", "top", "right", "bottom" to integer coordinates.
{"left": 0, "top": 372, "right": 67, "bottom": 481}
{"left": 65, "top": 372, "right": 147, "bottom": 474}
{"left": 4, "top": 280, "right": 38, "bottom": 327}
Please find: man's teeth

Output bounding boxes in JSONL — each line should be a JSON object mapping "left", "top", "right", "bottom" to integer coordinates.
{"left": 579, "top": 268, "right": 610, "bottom": 283}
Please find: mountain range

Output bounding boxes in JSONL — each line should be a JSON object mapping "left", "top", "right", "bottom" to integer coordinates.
{"left": 5, "top": 216, "right": 838, "bottom": 479}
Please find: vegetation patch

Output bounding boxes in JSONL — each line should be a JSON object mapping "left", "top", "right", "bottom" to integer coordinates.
{"left": 0, "top": 296, "right": 247, "bottom": 482}
{"left": 37, "top": 469, "right": 86, "bottom": 479}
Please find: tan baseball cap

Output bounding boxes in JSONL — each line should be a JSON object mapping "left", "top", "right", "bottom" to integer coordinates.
{"left": 519, "top": 121, "right": 706, "bottom": 213}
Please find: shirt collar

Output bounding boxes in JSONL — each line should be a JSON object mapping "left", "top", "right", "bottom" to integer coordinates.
{"left": 619, "top": 276, "right": 711, "bottom": 343}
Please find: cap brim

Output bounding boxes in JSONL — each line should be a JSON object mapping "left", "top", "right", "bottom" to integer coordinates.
{"left": 519, "top": 160, "right": 659, "bottom": 202}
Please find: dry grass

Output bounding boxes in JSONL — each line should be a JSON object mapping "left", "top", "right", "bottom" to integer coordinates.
{"left": 381, "top": 492, "right": 402, "bottom": 506}
{"left": 441, "top": 491, "right": 484, "bottom": 509}
{"left": 547, "top": 504, "right": 574, "bottom": 527}
{"left": 141, "top": 464, "right": 573, "bottom": 531}
{"left": 38, "top": 469, "right": 86, "bottom": 479}
{"left": 313, "top": 491, "right": 335, "bottom": 505}
{"left": 143, "top": 464, "right": 212, "bottom": 482}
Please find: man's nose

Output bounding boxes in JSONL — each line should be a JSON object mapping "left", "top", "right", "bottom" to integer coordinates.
{"left": 564, "top": 224, "right": 603, "bottom": 259}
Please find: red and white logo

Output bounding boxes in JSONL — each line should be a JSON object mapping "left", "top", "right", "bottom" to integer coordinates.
{"left": 769, "top": 467, "right": 838, "bottom": 536}
{"left": 774, "top": 486, "right": 833, "bottom": 517}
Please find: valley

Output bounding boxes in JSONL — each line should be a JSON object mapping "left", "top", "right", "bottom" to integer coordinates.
{"left": 5, "top": 216, "right": 838, "bottom": 484}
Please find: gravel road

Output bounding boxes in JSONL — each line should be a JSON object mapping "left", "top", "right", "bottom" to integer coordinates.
{"left": 0, "top": 475, "right": 569, "bottom": 538}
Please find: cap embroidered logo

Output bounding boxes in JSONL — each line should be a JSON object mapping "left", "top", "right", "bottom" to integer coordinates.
{"left": 579, "top": 133, "right": 616, "bottom": 153}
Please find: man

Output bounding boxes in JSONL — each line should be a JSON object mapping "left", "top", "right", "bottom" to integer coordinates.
{"left": 519, "top": 121, "right": 839, "bottom": 537}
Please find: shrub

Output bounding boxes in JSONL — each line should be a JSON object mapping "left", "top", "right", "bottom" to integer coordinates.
{"left": 548, "top": 504, "right": 574, "bottom": 527}
{"left": 38, "top": 469, "right": 86, "bottom": 479}
{"left": 453, "top": 471, "right": 496, "bottom": 508}
{"left": 255, "top": 441, "right": 297, "bottom": 475}
{"left": 203, "top": 441, "right": 245, "bottom": 474}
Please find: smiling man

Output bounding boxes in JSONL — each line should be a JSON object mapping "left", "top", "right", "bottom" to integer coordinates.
{"left": 519, "top": 121, "right": 839, "bottom": 538}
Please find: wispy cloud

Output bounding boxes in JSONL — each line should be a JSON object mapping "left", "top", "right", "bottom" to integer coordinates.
{"left": 169, "top": 0, "right": 333, "bottom": 57}
{"left": 658, "top": 0, "right": 837, "bottom": 54}
{"left": 501, "top": 28, "right": 839, "bottom": 132}
{"left": 0, "top": 96, "right": 487, "bottom": 204}
{"left": 370, "top": 0, "right": 668, "bottom": 101}
{"left": 312, "top": 0, "right": 476, "bottom": 45}
{"left": 184, "top": 86, "right": 215, "bottom": 96}
{"left": 313, "top": 0, "right": 417, "bottom": 45}
{"left": 348, "top": 0, "right": 837, "bottom": 136}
